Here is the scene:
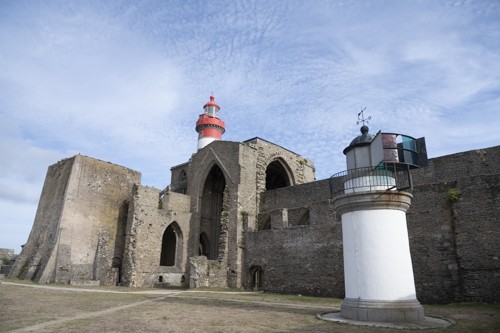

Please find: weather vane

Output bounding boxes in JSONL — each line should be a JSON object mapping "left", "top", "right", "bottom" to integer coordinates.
{"left": 356, "top": 107, "right": 371, "bottom": 126}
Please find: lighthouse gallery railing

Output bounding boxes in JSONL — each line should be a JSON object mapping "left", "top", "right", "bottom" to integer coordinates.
{"left": 329, "top": 162, "right": 413, "bottom": 198}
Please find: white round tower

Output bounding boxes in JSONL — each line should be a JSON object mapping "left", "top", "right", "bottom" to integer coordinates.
{"left": 334, "top": 124, "right": 426, "bottom": 323}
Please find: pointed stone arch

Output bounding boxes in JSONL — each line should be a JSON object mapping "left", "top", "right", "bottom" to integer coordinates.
{"left": 160, "top": 222, "right": 183, "bottom": 267}
{"left": 266, "top": 158, "right": 293, "bottom": 190}
{"left": 199, "top": 164, "right": 226, "bottom": 260}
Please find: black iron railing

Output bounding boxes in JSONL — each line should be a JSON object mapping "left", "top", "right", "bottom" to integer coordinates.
{"left": 329, "top": 162, "right": 412, "bottom": 198}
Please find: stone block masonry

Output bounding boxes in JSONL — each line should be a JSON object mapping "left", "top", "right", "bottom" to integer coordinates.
{"left": 246, "top": 146, "right": 500, "bottom": 303}
{"left": 121, "top": 186, "right": 192, "bottom": 287}
{"left": 9, "top": 138, "right": 499, "bottom": 304}
{"left": 408, "top": 148, "right": 500, "bottom": 303}
{"left": 9, "top": 155, "right": 141, "bottom": 285}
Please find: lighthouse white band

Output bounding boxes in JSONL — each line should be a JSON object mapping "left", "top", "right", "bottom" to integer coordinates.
{"left": 197, "top": 137, "right": 217, "bottom": 150}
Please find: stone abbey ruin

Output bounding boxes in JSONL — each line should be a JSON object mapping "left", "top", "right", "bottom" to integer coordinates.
{"left": 9, "top": 99, "right": 500, "bottom": 305}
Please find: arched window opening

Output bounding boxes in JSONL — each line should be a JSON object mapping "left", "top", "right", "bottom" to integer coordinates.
{"left": 200, "top": 165, "right": 226, "bottom": 260}
{"left": 160, "top": 225, "right": 176, "bottom": 266}
{"left": 265, "top": 160, "right": 291, "bottom": 190}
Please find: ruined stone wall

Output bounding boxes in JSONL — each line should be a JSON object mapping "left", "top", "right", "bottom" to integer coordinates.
{"left": 244, "top": 138, "right": 315, "bottom": 223}
{"left": 185, "top": 141, "right": 243, "bottom": 288}
{"left": 9, "top": 155, "right": 140, "bottom": 285}
{"left": 245, "top": 180, "right": 344, "bottom": 297}
{"left": 407, "top": 147, "right": 500, "bottom": 303}
{"left": 121, "top": 186, "right": 191, "bottom": 287}
{"left": 169, "top": 162, "right": 189, "bottom": 194}
{"left": 9, "top": 157, "right": 75, "bottom": 282}
{"left": 245, "top": 146, "right": 500, "bottom": 303}
{"left": 183, "top": 139, "right": 316, "bottom": 289}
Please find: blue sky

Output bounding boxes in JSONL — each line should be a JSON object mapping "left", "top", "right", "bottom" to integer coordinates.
{"left": 1, "top": 0, "right": 499, "bottom": 252}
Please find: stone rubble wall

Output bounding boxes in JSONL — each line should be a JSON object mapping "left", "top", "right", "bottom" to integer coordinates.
{"left": 246, "top": 146, "right": 500, "bottom": 303}
{"left": 8, "top": 156, "right": 76, "bottom": 282}
{"left": 10, "top": 139, "right": 498, "bottom": 304}
{"left": 408, "top": 147, "right": 500, "bottom": 303}
{"left": 121, "top": 186, "right": 191, "bottom": 287}
{"left": 246, "top": 180, "right": 344, "bottom": 297}
{"left": 9, "top": 155, "right": 141, "bottom": 285}
{"left": 182, "top": 139, "right": 315, "bottom": 289}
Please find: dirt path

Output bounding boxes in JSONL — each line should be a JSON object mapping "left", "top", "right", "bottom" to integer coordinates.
{"left": 1, "top": 281, "right": 183, "bottom": 294}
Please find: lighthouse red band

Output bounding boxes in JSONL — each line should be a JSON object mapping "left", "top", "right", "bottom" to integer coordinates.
{"left": 196, "top": 96, "right": 225, "bottom": 150}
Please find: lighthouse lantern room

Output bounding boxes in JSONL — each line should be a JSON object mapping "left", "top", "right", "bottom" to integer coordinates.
{"left": 195, "top": 95, "right": 226, "bottom": 150}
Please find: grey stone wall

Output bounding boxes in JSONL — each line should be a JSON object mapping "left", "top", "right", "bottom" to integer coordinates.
{"left": 9, "top": 155, "right": 141, "bottom": 285}
{"left": 245, "top": 146, "right": 500, "bottom": 303}
{"left": 121, "top": 186, "right": 191, "bottom": 287}
{"left": 176, "top": 139, "right": 315, "bottom": 289}
{"left": 408, "top": 147, "right": 500, "bottom": 303}
{"left": 9, "top": 156, "right": 75, "bottom": 282}
{"left": 246, "top": 180, "right": 344, "bottom": 297}
{"left": 11, "top": 137, "right": 498, "bottom": 304}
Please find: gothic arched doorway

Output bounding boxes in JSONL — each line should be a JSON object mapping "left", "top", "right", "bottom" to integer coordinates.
{"left": 160, "top": 222, "right": 182, "bottom": 267}
{"left": 199, "top": 165, "right": 226, "bottom": 260}
{"left": 250, "top": 266, "right": 264, "bottom": 291}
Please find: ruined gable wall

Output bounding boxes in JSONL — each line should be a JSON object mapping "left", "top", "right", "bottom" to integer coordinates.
{"left": 247, "top": 138, "right": 315, "bottom": 196}
{"left": 244, "top": 138, "right": 316, "bottom": 230}
{"left": 185, "top": 141, "right": 243, "bottom": 288}
{"left": 184, "top": 139, "right": 317, "bottom": 289}
{"left": 121, "top": 186, "right": 191, "bottom": 287}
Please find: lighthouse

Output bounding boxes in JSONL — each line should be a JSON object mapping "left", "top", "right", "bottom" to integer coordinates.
{"left": 332, "top": 118, "right": 428, "bottom": 323}
{"left": 195, "top": 95, "right": 226, "bottom": 150}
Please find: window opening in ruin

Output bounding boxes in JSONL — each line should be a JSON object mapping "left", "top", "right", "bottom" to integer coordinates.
{"left": 265, "top": 159, "right": 292, "bottom": 190}
{"left": 261, "top": 216, "right": 271, "bottom": 230}
{"left": 200, "top": 165, "right": 226, "bottom": 260}
{"left": 160, "top": 222, "right": 182, "bottom": 266}
{"left": 179, "top": 170, "right": 187, "bottom": 182}
{"left": 159, "top": 276, "right": 163, "bottom": 282}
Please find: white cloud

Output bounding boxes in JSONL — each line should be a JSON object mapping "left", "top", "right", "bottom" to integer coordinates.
{"left": 0, "top": 0, "right": 499, "bottom": 251}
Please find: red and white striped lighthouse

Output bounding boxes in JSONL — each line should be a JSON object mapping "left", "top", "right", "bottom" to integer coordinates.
{"left": 195, "top": 95, "right": 226, "bottom": 150}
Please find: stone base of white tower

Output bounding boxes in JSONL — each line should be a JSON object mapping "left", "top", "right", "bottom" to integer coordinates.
{"left": 334, "top": 191, "right": 425, "bottom": 323}
{"left": 341, "top": 298, "right": 424, "bottom": 322}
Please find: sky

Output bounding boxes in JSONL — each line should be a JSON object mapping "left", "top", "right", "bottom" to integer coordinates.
{"left": 1, "top": 0, "right": 499, "bottom": 252}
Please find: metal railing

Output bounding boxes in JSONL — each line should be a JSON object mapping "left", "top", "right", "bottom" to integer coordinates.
{"left": 329, "top": 162, "right": 412, "bottom": 198}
